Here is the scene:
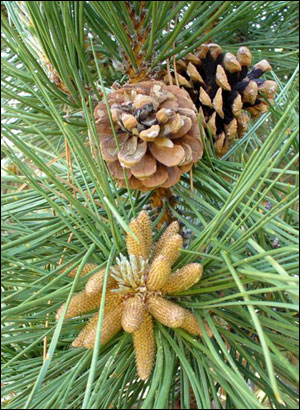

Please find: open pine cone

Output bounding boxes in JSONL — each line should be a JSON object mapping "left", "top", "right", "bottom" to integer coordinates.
{"left": 94, "top": 81, "right": 203, "bottom": 190}
{"left": 165, "top": 43, "right": 277, "bottom": 156}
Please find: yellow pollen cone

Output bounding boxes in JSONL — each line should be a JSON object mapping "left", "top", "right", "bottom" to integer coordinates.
{"left": 147, "top": 296, "right": 186, "bottom": 328}
{"left": 126, "top": 219, "right": 145, "bottom": 259}
{"left": 85, "top": 268, "right": 117, "bottom": 296}
{"left": 66, "top": 263, "right": 99, "bottom": 278}
{"left": 147, "top": 255, "right": 171, "bottom": 291}
{"left": 137, "top": 210, "right": 153, "bottom": 259}
{"left": 72, "top": 312, "right": 99, "bottom": 347}
{"left": 159, "top": 234, "right": 183, "bottom": 267}
{"left": 103, "top": 290, "right": 123, "bottom": 311}
{"left": 83, "top": 304, "right": 123, "bottom": 348}
{"left": 122, "top": 295, "right": 146, "bottom": 333}
{"left": 133, "top": 312, "right": 155, "bottom": 381}
{"left": 161, "top": 263, "right": 203, "bottom": 294}
{"left": 152, "top": 221, "right": 179, "bottom": 260}
{"left": 181, "top": 310, "right": 213, "bottom": 337}
{"left": 56, "top": 291, "right": 101, "bottom": 321}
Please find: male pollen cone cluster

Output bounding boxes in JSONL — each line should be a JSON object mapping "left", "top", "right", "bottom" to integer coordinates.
{"left": 56, "top": 211, "right": 212, "bottom": 381}
{"left": 94, "top": 81, "right": 203, "bottom": 190}
{"left": 165, "top": 43, "right": 277, "bottom": 157}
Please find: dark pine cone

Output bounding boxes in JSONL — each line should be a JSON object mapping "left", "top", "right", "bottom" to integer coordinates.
{"left": 165, "top": 43, "right": 277, "bottom": 156}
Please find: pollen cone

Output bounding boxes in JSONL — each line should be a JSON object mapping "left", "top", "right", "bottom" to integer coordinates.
{"left": 85, "top": 268, "right": 117, "bottom": 296}
{"left": 147, "top": 296, "right": 186, "bottom": 328}
{"left": 147, "top": 255, "right": 171, "bottom": 291}
{"left": 180, "top": 311, "right": 213, "bottom": 338}
{"left": 122, "top": 295, "right": 146, "bottom": 333}
{"left": 161, "top": 263, "right": 203, "bottom": 294}
{"left": 126, "top": 218, "right": 147, "bottom": 259}
{"left": 65, "top": 263, "right": 99, "bottom": 278}
{"left": 152, "top": 220, "right": 179, "bottom": 260}
{"left": 158, "top": 234, "right": 183, "bottom": 267}
{"left": 56, "top": 291, "right": 101, "bottom": 321}
{"left": 83, "top": 303, "right": 123, "bottom": 348}
{"left": 133, "top": 312, "right": 156, "bottom": 380}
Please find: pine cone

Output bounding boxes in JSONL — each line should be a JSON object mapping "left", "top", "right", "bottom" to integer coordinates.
{"left": 165, "top": 43, "right": 277, "bottom": 157}
{"left": 94, "top": 81, "right": 203, "bottom": 190}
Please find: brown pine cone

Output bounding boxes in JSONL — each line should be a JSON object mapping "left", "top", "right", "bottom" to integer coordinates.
{"left": 94, "top": 81, "right": 203, "bottom": 190}
{"left": 165, "top": 43, "right": 277, "bottom": 157}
